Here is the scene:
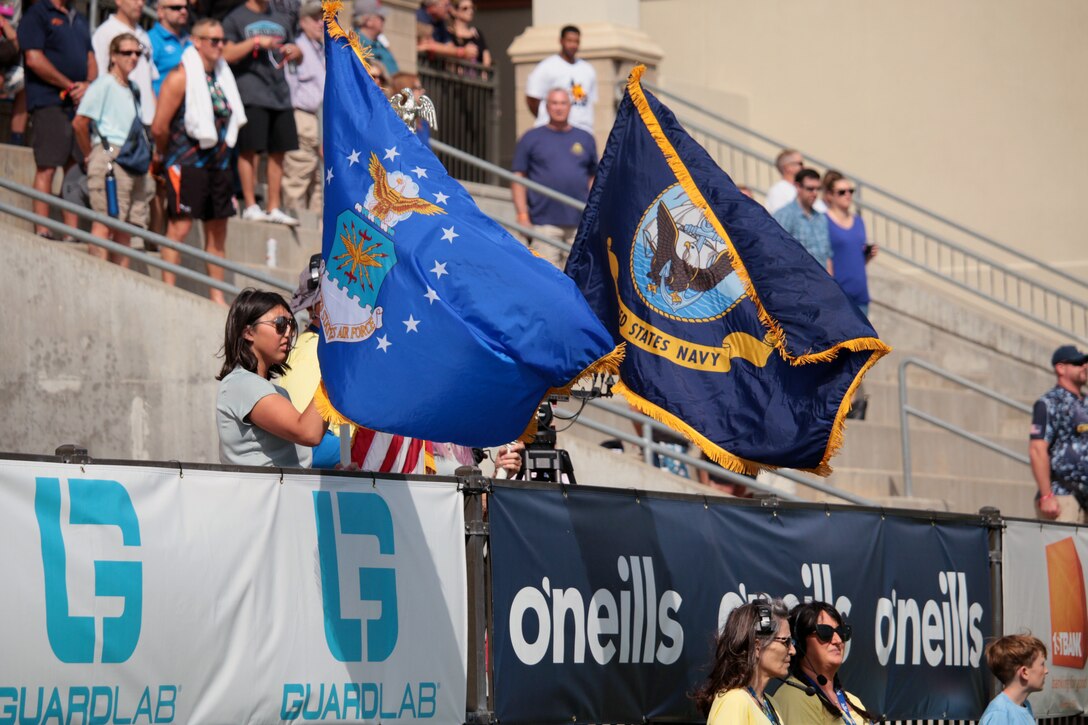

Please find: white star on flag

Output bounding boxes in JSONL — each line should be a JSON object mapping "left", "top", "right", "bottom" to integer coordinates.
{"left": 412, "top": 166, "right": 428, "bottom": 178}
{"left": 430, "top": 260, "right": 448, "bottom": 280}
{"left": 433, "top": 191, "right": 449, "bottom": 205}
{"left": 347, "top": 149, "right": 361, "bottom": 166}
{"left": 424, "top": 287, "right": 440, "bottom": 304}
{"left": 441, "top": 226, "right": 459, "bottom": 243}
{"left": 376, "top": 335, "right": 392, "bottom": 352}
{"left": 403, "top": 315, "right": 420, "bottom": 333}
{"left": 384, "top": 146, "right": 400, "bottom": 162}
{"left": 326, "top": 167, "right": 334, "bottom": 184}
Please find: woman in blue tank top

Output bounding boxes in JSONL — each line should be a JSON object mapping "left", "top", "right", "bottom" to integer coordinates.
{"left": 823, "top": 170, "right": 875, "bottom": 316}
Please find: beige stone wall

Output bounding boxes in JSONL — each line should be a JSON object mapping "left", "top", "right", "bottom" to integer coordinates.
{"left": 640, "top": 0, "right": 1088, "bottom": 270}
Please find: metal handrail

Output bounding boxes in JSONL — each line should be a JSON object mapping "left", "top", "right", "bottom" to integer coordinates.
{"left": 0, "top": 176, "right": 293, "bottom": 292}
{"left": 898, "top": 356, "right": 1031, "bottom": 497}
{"left": 431, "top": 139, "right": 585, "bottom": 210}
{"left": 643, "top": 81, "right": 1088, "bottom": 295}
{"left": 568, "top": 398, "right": 876, "bottom": 506}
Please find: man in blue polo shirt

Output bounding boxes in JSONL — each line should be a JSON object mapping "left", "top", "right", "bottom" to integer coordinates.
{"left": 18, "top": 0, "right": 95, "bottom": 239}
{"left": 511, "top": 87, "right": 597, "bottom": 268}
{"left": 773, "top": 168, "right": 832, "bottom": 274}
{"left": 149, "top": 0, "right": 191, "bottom": 95}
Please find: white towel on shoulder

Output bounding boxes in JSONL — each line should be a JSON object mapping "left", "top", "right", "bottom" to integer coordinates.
{"left": 180, "top": 45, "right": 247, "bottom": 150}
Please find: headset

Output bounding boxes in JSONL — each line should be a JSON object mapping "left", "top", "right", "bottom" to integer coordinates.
{"left": 754, "top": 601, "right": 775, "bottom": 636}
{"left": 307, "top": 253, "right": 323, "bottom": 290}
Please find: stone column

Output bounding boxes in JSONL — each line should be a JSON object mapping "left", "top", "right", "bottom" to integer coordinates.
{"left": 507, "top": 0, "right": 664, "bottom": 154}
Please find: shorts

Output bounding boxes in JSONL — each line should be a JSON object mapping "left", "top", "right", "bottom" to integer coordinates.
{"left": 235, "top": 105, "right": 298, "bottom": 154}
{"left": 86, "top": 145, "right": 151, "bottom": 227}
{"left": 30, "top": 105, "right": 81, "bottom": 169}
{"left": 165, "top": 164, "right": 235, "bottom": 221}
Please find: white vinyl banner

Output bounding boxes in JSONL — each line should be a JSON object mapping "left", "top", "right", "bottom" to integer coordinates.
{"left": 0, "top": 458, "right": 468, "bottom": 724}
{"left": 1004, "top": 519, "right": 1088, "bottom": 717}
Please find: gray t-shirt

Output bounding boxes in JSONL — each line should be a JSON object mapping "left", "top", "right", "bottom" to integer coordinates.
{"left": 217, "top": 366, "right": 312, "bottom": 468}
{"left": 221, "top": 3, "right": 293, "bottom": 110}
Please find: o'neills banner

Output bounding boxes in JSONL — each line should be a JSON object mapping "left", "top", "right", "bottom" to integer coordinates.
{"left": 489, "top": 483, "right": 991, "bottom": 723}
{"left": 0, "top": 458, "right": 467, "bottom": 724}
{"left": 1005, "top": 520, "right": 1088, "bottom": 717}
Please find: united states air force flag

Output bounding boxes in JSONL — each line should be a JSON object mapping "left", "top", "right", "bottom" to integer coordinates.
{"left": 313, "top": 3, "right": 620, "bottom": 447}
{"left": 566, "top": 66, "right": 891, "bottom": 474}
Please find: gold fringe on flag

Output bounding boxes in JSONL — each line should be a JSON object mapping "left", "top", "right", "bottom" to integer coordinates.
{"left": 322, "top": 0, "right": 372, "bottom": 67}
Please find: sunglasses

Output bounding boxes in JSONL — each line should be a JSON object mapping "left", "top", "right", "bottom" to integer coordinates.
{"left": 252, "top": 315, "right": 297, "bottom": 336}
{"left": 196, "top": 35, "right": 227, "bottom": 46}
{"left": 800, "top": 185, "right": 821, "bottom": 192}
{"left": 813, "top": 623, "right": 852, "bottom": 643}
{"left": 114, "top": 49, "right": 142, "bottom": 56}
{"left": 833, "top": 188, "right": 856, "bottom": 196}
{"left": 161, "top": 3, "right": 188, "bottom": 9}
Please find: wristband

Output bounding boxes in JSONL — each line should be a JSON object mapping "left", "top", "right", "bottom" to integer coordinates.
{"left": 1040, "top": 492, "right": 1056, "bottom": 501}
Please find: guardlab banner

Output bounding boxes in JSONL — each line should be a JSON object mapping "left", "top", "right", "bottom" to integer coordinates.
{"left": 1004, "top": 520, "right": 1088, "bottom": 717}
{"left": 0, "top": 458, "right": 467, "bottom": 724}
{"left": 489, "top": 483, "right": 991, "bottom": 723}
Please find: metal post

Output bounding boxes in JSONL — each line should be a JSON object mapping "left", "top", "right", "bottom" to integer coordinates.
{"left": 898, "top": 360, "right": 914, "bottom": 497}
{"left": 458, "top": 466, "right": 494, "bottom": 724}
{"left": 979, "top": 506, "right": 1004, "bottom": 700}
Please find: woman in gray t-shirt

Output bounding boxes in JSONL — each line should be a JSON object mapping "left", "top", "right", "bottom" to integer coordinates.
{"left": 216, "top": 289, "right": 328, "bottom": 467}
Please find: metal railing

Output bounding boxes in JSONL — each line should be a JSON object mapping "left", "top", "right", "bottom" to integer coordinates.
{"left": 643, "top": 83, "right": 1088, "bottom": 344}
{"left": 419, "top": 56, "right": 499, "bottom": 185}
{"left": 0, "top": 176, "right": 293, "bottom": 295}
{"left": 898, "top": 356, "right": 1031, "bottom": 497}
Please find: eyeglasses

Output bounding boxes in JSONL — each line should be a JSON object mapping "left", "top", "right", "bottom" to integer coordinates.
{"left": 813, "top": 623, "right": 852, "bottom": 643}
{"left": 252, "top": 316, "right": 297, "bottom": 336}
{"left": 800, "top": 185, "right": 821, "bottom": 192}
{"left": 770, "top": 636, "right": 795, "bottom": 647}
{"left": 833, "top": 188, "right": 856, "bottom": 196}
{"left": 114, "top": 49, "right": 142, "bottom": 56}
{"left": 196, "top": 35, "right": 227, "bottom": 46}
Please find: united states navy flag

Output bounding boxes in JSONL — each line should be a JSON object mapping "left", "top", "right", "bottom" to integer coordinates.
{"left": 566, "top": 67, "right": 890, "bottom": 474}
{"left": 314, "top": 4, "right": 620, "bottom": 446}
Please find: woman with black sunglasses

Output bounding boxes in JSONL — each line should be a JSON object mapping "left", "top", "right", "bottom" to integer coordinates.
{"left": 215, "top": 289, "right": 328, "bottom": 467}
{"left": 771, "top": 601, "right": 878, "bottom": 724}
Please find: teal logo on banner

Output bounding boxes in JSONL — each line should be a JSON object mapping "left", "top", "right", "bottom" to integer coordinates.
{"left": 313, "top": 491, "right": 398, "bottom": 662}
{"left": 34, "top": 477, "right": 143, "bottom": 663}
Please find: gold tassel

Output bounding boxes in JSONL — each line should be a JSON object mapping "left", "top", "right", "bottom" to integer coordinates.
{"left": 322, "top": 0, "right": 372, "bottom": 67}
{"left": 313, "top": 382, "right": 355, "bottom": 427}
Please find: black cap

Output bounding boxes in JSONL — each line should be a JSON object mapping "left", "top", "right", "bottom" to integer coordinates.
{"left": 1051, "top": 345, "right": 1088, "bottom": 367}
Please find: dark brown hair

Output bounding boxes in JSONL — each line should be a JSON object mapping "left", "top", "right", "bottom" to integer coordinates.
{"left": 985, "top": 634, "right": 1047, "bottom": 686}
{"left": 216, "top": 288, "right": 294, "bottom": 381}
{"left": 789, "top": 601, "right": 879, "bottom": 722}
{"left": 692, "top": 599, "right": 788, "bottom": 716}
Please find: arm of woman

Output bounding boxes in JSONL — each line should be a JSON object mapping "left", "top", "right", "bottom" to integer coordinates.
{"left": 249, "top": 394, "right": 329, "bottom": 447}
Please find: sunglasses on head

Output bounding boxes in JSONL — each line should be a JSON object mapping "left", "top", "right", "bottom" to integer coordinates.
{"left": 253, "top": 315, "right": 297, "bottom": 336}
{"left": 813, "top": 623, "right": 852, "bottom": 643}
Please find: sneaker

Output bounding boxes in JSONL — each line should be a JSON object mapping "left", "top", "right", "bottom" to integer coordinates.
{"left": 265, "top": 207, "right": 300, "bottom": 226}
{"left": 242, "top": 204, "right": 269, "bottom": 222}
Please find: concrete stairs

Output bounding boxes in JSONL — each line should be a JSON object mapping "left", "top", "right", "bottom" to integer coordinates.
{"left": 0, "top": 138, "right": 1071, "bottom": 515}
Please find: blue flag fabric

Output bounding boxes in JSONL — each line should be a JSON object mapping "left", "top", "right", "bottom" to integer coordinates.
{"left": 566, "top": 67, "right": 890, "bottom": 474}
{"left": 314, "top": 7, "right": 619, "bottom": 447}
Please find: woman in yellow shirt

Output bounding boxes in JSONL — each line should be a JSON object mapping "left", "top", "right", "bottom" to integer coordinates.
{"left": 693, "top": 599, "right": 795, "bottom": 724}
{"left": 771, "top": 601, "right": 878, "bottom": 724}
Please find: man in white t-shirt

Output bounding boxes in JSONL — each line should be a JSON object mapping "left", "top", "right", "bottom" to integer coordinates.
{"left": 765, "top": 147, "right": 827, "bottom": 214}
{"left": 91, "top": 0, "right": 157, "bottom": 124}
{"left": 525, "top": 24, "right": 596, "bottom": 134}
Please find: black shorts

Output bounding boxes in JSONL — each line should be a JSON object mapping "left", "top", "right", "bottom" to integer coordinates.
{"left": 30, "top": 106, "right": 81, "bottom": 169}
{"left": 165, "top": 164, "right": 235, "bottom": 220}
{"left": 235, "top": 105, "right": 298, "bottom": 154}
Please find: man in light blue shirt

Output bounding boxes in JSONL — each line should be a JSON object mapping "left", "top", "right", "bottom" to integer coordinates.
{"left": 979, "top": 634, "right": 1048, "bottom": 724}
{"left": 148, "top": 0, "right": 191, "bottom": 95}
{"left": 773, "top": 167, "right": 832, "bottom": 273}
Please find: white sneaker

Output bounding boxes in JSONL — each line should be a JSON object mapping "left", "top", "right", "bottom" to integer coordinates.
{"left": 242, "top": 204, "right": 269, "bottom": 222}
{"left": 265, "top": 207, "right": 300, "bottom": 226}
